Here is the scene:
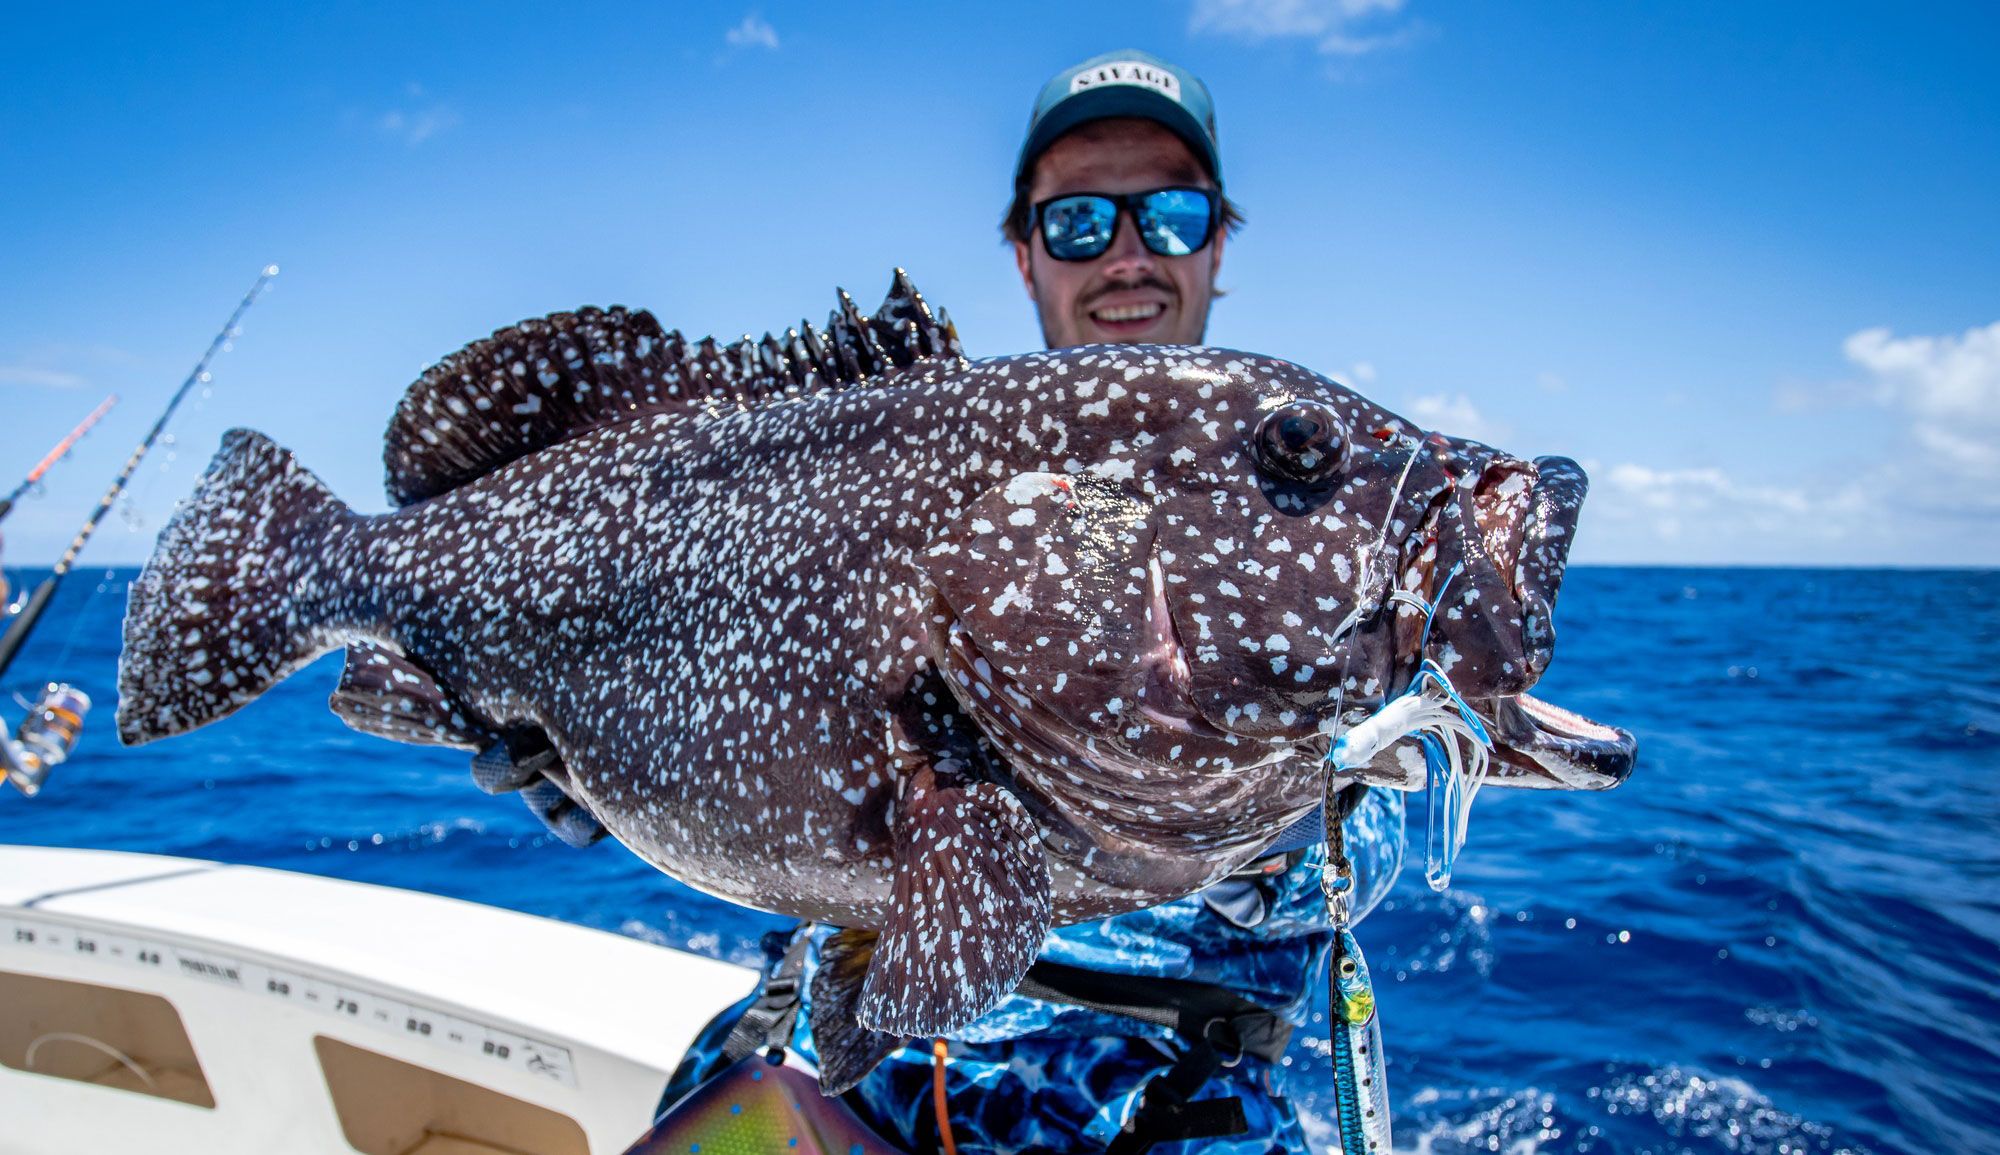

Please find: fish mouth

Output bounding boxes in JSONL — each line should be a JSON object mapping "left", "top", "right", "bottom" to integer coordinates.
{"left": 1464, "top": 454, "right": 1636, "bottom": 788}
{"left": 1366, "top": 444, "right": 1636, "bottom": 791}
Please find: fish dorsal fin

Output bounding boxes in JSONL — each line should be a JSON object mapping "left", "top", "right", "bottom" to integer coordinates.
{"left": 383, "top": 269, "right": 965, "bottom": 506}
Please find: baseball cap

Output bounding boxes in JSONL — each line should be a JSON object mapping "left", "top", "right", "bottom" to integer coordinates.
{"left": 1013, "top": 49, "right": 1221, "bottom": 191}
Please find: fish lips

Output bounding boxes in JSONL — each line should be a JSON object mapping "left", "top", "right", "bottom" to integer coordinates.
{"left": 1424, "top": 446, "right": 1589, "bottom": 698}
{"left": 1482, "top": 693, "right": 1637, "bottom": 790}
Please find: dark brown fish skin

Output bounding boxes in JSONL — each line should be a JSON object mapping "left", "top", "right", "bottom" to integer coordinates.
{"left": 117, "top": 283, "right": 1617, "bottom": 1040}
{"left": 125, "top": 349, "right": 1522, "bottom": 903}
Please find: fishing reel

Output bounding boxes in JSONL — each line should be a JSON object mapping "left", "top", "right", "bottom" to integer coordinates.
{"left": 2, "top": 682, "right": 92, "bottom": 797}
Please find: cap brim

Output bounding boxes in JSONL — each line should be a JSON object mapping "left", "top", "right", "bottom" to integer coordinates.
{"left": 1016, "top": 88, "right": 1220, "bottom": 188}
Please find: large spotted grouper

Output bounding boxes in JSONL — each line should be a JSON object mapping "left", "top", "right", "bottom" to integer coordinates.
{"left": 117, "top": 272, "right": 1634, "bottom": 1088}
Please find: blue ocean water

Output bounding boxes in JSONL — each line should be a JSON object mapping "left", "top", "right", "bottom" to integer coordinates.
{"left": 1, "top": 564, "right": 1994, "bottom": 1155}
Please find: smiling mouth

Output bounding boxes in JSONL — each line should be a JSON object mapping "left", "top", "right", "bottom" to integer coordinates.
{"left": 1090, "top": 301, "right": 1166, "bottom": 326}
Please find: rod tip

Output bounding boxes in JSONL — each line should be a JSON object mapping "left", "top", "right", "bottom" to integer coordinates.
{"left": 263, "top": 264, "right": 281, "bottom": 277}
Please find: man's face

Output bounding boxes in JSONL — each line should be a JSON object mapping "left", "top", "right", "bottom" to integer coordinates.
{"left": 1014, "top": 118, "right": 1225, "bottom": 350}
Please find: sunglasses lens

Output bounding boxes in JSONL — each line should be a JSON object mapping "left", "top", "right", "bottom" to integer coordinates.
{"left": 1136, "top": 189, "right": 1214, "bottom": 257}
{"left": 1041, "top": 195, "right": 1117, "bottom": 261}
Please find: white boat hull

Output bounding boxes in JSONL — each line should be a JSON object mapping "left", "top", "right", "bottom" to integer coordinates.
{"left": 0, "top": 845, "right": 757, "bottom": 1154}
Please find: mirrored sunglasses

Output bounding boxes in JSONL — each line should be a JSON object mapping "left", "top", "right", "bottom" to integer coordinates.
{"left": 1032, "top": 187, "right": 1221, "bottom": 263}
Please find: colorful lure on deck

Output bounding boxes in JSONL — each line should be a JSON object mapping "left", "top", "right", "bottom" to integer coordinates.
{"left": 1329, "top": 928, "right": 1392, "bottom": 1155}
{"left": 620, "top": 1057, "right": 903, "bottom": 1155}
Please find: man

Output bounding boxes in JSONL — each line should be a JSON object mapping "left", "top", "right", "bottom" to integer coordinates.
{"left": 815, "top": 50, "right": 1407, "bottom": 1154}
{"left": 653, "top": 48, "right": 1406, "bottom": 1155}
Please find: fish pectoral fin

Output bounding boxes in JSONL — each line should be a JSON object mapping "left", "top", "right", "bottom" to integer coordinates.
{"left": 330, "top": 642, "right": 497, "bottom": 750}
{"left": 517, "top": 774, "right": 609, "bottom": 848}
{"left": 857, "top": 778, "right": 1052, "bottom": 1038}
{"left": 808, "top": 927, "right": 908, "bottom": 1094}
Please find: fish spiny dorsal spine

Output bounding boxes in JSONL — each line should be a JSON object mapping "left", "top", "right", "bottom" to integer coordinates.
{"left": 692, "top": 336, "right": 731, "bottom": 403}
{"left": 797, "top": 321, "right": 832, "bottom": 385}
{"left": 658, "top": 330, "right": 688, "bottom": 393}
{"left": 733, "top": 334, "right": 759, "bottom": 401}
{"left": 832, "top": 287, "right": 882, "bottom": 378}
{"left": 757, "top": 334, "right": 790, "bottom": 398}
{"left": 782, "top": 327, "right": 817, "bottom": 393}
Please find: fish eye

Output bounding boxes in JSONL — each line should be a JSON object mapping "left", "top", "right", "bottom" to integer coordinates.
{"left": 1252, "top": 400, "right": 1347, "bottom": 484}
{"left": 1338, "top": 957, "right": 1358, "bottom": 978}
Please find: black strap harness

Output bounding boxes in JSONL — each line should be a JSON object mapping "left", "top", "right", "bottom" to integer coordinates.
{"left": 1016, "top": 960, "right": 1293, "bottom": 1152}
{"left": 719, "top": 926, "right": 814, "bottom": 1064}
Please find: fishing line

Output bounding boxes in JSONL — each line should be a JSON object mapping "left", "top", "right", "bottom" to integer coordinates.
{"left": 1317, "top": 432, "right": 1425, "bottom": 762}
{"left": 45, "top": 568, "right": 127, "bottom": 681}
{"left": 1320, "top": 438, "right": 1425, "bottom": 655}
{"left": 1314, "top": 432, "right": 1427, "bottom": 855}
{"left": 0, "top": 266, "right": 278, "bottom": 684}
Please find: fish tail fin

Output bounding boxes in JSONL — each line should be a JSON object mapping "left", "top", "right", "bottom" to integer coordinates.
{"left": 117, "top": 428, "right": 355, "bottom": 745}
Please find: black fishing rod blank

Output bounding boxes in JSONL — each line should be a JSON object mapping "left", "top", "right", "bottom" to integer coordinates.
{"left": 0, "top": 265, "right": 279, "bottom": 684}
{"left": 0, "top": 394, "right": 119, "bottom": 524}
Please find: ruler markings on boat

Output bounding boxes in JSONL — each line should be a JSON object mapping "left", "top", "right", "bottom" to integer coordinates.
{"left": 2, "top": 910, "right": 576, "bottom": 1087}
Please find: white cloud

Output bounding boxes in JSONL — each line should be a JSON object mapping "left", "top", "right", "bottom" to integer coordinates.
{"left": 1188, "top": 0, "right": 1414, "bottom": 56}
{"left": 0, "top": 365, "right": 85, "bottom": 389}
{"left": 378, "top": 83, "right": 460, "bottom": 146}
{"left": 1578, "top": 321, "right": 2000, "bottom": 561}
{"left": 1406, "top": 392, "right": 1508, "bottom": 443}
{"left": 1844, "top": 319, "right": 2000, "bottom": 478}
{"left": 1605, "top": 463, "right": 1807, "bottom": 517}
{"left": 1591, "top": 462, "right": 1873, "bottom": 548}
{"left": 725, "top": 13, "right": 779, "bottom": 50}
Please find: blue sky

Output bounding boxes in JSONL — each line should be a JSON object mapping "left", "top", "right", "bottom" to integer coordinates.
{"left": 2, "top": 1, "right": 1996, "bottom": 568}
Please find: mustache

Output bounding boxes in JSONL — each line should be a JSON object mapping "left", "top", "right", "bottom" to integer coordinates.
{"left": 1079, "top": 275, "right": 1179, "bottom": 311}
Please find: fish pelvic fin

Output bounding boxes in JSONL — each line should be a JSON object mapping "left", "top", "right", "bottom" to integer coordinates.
{"left": 856, "top": 776, "right": 1052, "bottom": 1038}
{"left": 117, "top": 429, "right": 352, "bottom": 745}
{"left": 808, "top": 927, "right": 909, "bottom": 1094}
{"left": 330, "top": 642, "right": 495, "bottom": 750}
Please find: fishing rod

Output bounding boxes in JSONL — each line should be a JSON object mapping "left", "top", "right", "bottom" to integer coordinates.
{"left": 0, "top": 394, "right": 119, "bottom": 524}
{"left": 0, "top": 264, "right": 278, "bottom": 684}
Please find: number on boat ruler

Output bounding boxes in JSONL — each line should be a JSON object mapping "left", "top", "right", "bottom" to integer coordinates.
{"left": 1, "top": 911, "right": 576, "bottom": 1086}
